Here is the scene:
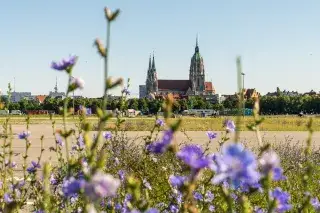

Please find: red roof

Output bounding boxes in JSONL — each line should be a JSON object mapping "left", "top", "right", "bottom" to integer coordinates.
{"left": 158, "top": 80, "right": 191, "bottom": 91}
{"left": 36, "top": 95, "right": 47, "bottom": 103}
{"left": 205, "top": 82, "right": 213, "bottom": 91}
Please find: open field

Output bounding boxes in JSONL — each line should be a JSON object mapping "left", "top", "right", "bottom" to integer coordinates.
{"left": 1, "top": 115, "right": 320, "bottom": 131}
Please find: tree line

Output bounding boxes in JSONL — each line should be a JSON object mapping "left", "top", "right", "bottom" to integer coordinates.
{"left": 0, "top": 94, "right": 320, "bottom": 115}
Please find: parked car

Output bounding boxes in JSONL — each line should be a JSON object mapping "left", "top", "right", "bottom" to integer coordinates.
{"left": 10, "top": 110, "right": 22, "bottom": 115}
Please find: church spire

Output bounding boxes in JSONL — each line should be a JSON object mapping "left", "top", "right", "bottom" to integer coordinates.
{"left": 54, "top": 77, "right": 58, "bottom": 93}
{"left": 148, "top": 54, "right": 151, "bottom": 70}
{"left": 152, "top": 51, "right": 156, "bottom": 69}
{"left": 195, "top": 34, "right": 199, "bottom": 53}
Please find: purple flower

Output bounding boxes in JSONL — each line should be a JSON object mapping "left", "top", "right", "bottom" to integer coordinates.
{"left": 115, "top": 203, "right": 122, "bottom": 211}
{"left": 169, "top": 175, "right": 187, "bottom": 187}
{"left": 56, "top": 135, "right": 64, "bottom": 146}
{"left": 205, "top": 191, "right": 214, "bottom": 203}
{"left": 143, "top": 179, "right": 152, "bottom": 190}
{"left": 71, "top": 77, "right": 85, "bottom": 90}
{"left": 77, "top": 136, "right": 85, "bottom": 149}
{"left": 259, "top": 151, "right": 285, "bottom": 181}
{"left": 18, "top": 131, "right": 31, "bottom": 139}
{"left": 33, "top": 210, "right": 44, "bottom": 213}
{"left": 270, "top": 187, "right": 292, "bottom": 212}
{"left": 206, "top": 131, "right": 217, "bottom": 140}
{"left": 208, "top": 205, "right": 215, "bottom": 212}
{"left": 212, "top": 143, "right": 260, "bottom": 188}
{"left": 121, "top": 88, "right": 130, "bottom": 96}
{"left": 4, "top": 193, "right": 13, "bottom": 203}
{"left": 176, "top": 145, "right": 211, "bottom": 170}
{"left": 193, "top": 192, "right": 203, "bottom": 201}
{"left": 225, "top": 120, "right": 236, "bottom": 132}
{"left": 156, "top": 119, "right": 165, "bottom": 127}
{"left": 254, "top": 207, "right": 265, "bottom": 213}
{"left": 50, "top": 174, "right": 58, "bottom": 185}
{"left": 62, "top": 177, "right": 85, "bottom": 197}
{"left": 103, "top": 131, "right": 112, "bottom": 140}
{"left": 84, "top": 172, "right": 120, "bottom": 199}
{"left": 51, "top": 55, "right": 77, "bottom": 71}
{"left": 27, "top": 161, "right": 41, "bottom": 173}
{"left": 145, "top": 208, "right": 159, "bottom": 213}
{"left": 146, "top": 130, "right": 173, "bottom": 154}
{"left": 311, "top": 197, "right": 320, "bottom": 211}
{"left": 169, "top": 204, "right": 179, "bottom": 213}
{"left": 118, "top": 170, "right": 125, "bottom": 182}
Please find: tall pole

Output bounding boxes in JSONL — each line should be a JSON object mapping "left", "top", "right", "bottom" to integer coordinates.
{"left": 241, "top": 72, "right": 245, "bottom": 116}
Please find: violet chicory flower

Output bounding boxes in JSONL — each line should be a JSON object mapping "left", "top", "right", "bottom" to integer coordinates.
{"left": 51, "top": 55, "right": 77, "bottom": 71}
{"left": 259, "top": 151, "right": 285, "bottom": 181}
{"left": 18, "top": 131, "right": 31, "bottom": 139}
{"left": 27, "top": 161, "right": 41, "bottom": 173}
{"left": 143, "top": 179, "right": 152, "bottom": 190}
{"left": 169, "top": 205, "right": 179, "bottom": 213}
{"left": 77, "top": 135, "right": 85, "bottom": 149}
{"left": 169, "top": 175, "right": 187, "bottom": 188}
{"left": 84, "top": 172, "right": 120, "bottom": 200}
{"left": 4, "top": 193, "right": 13, "bottom": 203}
{"left": 208, "top": 205, "right": 215, "bottom": 212}
{"left": 206, "top": 131, "right": 217, "bottom": 140}
{"left": 176, "top": 145, "right": 211, "bottom": 170}
{"left": 193, "top": 192, "right": 203, "bottom": 201}
{"left": 50, "top": 174, "right": 58, "bottom": 185}
{"left": 156, "top": 119, "right": 165, "bottom": 127}
{"left": 62, "top": 177, "right": 85, "bottom": 197}
{"left": 103, "top": 131, "right": 112, "bottom": 140}
{"left": 118, "top": 170, "right": 125, "bottom": 182}
{"left": 56, "top": 135, "right": 64, "bottom": 146}
{"left": 270, "top": 187, "right": 292, "bottom": 212}
{"left": 145, "top": 208, "right": 159, "bottom": 213}
{"left": 212, "top": 143, "right": 260, "bottom": 188}
{"left": 146, "top": 130, "right": 173, "bottom": 154}
{"left": 121, "top": 88, "right": 130, "bottom": 96}
{"left": 205, "top": 191, "right": 214, "bottom": 203}
{"left": 311, "top": 197, "right": 320, "bottom": 211}
{"left": 225, "top": 120, "right": 236, "bottom": 132}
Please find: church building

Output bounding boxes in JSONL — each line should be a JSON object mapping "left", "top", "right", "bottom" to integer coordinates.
{"left": 140, "top": 37, "right": 215, "bottom": 99}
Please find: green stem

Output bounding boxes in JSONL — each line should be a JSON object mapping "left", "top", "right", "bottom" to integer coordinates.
{"left": 63, "top": 75, "right": 72, "bottom": 162}
{"left": 102, "top": 21, "right": 111, "bottom": 111}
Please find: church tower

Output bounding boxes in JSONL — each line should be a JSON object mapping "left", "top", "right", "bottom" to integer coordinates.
{"left": 189, "top": 36, "right": 205, "bottom": 94}
{"left": 146, "top": 53, "right": 158, "bottom": 94}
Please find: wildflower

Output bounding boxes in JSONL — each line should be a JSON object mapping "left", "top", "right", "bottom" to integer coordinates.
{"left": 259, "top": 151, "right": 285, "bottom": 181}
{"left": 118, "top": 170, "right": 125, "bottom": 182}
{"left": 311, "top": 197, "right": 320, "bottom": 211}
{"left": 71, "top": 77, "right": 85, "bottom": 90}
{"left": 254, "top": 207, "right": 265, "bottom": 213}
{"left": 11, "top": 161, "right": 17, "bottom": 168}
{"left": 225, "top": 120, "right": 236, "bottom": 132}
{"left": 62, "top": 177, "right": 85, "bottom": 197}
{"left": 27, "top": 161, "right": 41, "bottom": 173}
{"left": 146, "top": 130, "right": 173, "bottom": 154}
{"left": 121, "top": 88, "right": 130, "bottom": 95}
{"left": 270, "top": 187, "right": 292, "bottom": 212}
{"left": 208, "top": 205, "right": 215, "bottom": 212}
{"left": 4, "top": 193, "right": 13, "bottom": 203}
{"left": 205, "top": 191, "right": 214, "bottom": 203}
{"left": 77, "top": 136, "right": 85, "bottom": 149}
{"left": 51, "top": 55, "right": 77, "bottom": 71}
{"left": 103, "top": 131, "right": 112, "bottom": 140}
{"left": 193, "top": 192, "right": 203, "bottom": 201}
{"left": 169, "top": 204, "right": 179, "bottom": 213}
{"left": 176, "top": 145, "right": 211, "bottom": 170}
{"left": 84, "top": 172, "right": 120, "bottom": 200}
{"left": 18, "top": 131, "right": 31, "bottom": 139}
{"left": 33, "top": 210, "right": 44, "bottom": 213}
{"left": 211, "top": 143, "right": 260, "bottom": 188}
{"left": 56, "top": 135, "right": 64, "bottom": 146}
{"left": 169, "top": 175, "right": 187, "bottom": 188}
{"left": 156, "top": 119, "right": 165, "bottom": 127}
{"left": 143, "top": 179, "right": 152, "bottom": 190}
{"left": 206, "top": 131, "right": 217, "bottom": 140}
{"left": 146, "top": 209, "right": 159, "bottom": 213}
{"left": 50, "top": 174, "right": 58, "bottom": 185}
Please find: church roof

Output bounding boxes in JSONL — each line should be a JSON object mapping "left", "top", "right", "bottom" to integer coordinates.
{"left": 158, "top": 80, "right": 191, "bottom": 91}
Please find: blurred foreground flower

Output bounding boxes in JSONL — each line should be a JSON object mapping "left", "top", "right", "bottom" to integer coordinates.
{"left": 177, "top": 145, "right": 211, "bottom": 170}
{"left": 146, "top": 130, "right": 173, "bottom": 154}
{"left": 212, "top": 143, "right": 260, "bottom": 188}
{"left": 271, "top": 187, "right": 292, "bottom": 212}
{"left": 51, "top": 55, "right": 77, "bottom": 71}
{"left": 121, "top": 88, "right": 130, "bottom": 95}
{"left": 259, "top": 151, "right": 285, "bottom": 181}
{"left": 18, "top": 131, "right": 31, "bottom": 139}
{"left": 70, "top": 77, "right": 85, "bottom": 90}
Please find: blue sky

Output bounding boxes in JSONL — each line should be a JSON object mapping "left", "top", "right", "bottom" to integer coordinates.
{"left": 1, "top": 0, "right": 320, "bottom": 97}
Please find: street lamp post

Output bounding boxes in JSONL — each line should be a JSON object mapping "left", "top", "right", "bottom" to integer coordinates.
{"left": 241, "top": 72, "right": 245, "bottom": 116}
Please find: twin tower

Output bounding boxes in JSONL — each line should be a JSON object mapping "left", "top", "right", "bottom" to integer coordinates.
{"left": 144, "top": 37, "right": 212, "bottom": 97}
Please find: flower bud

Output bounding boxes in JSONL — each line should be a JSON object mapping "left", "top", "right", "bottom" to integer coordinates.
{"left": 104, "top": 7, "right": 120, "bottom": 22}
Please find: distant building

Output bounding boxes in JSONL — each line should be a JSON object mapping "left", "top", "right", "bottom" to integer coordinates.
{"left": 11, "top": 92, "right": 32, "bottom": 103}
{"left": 49, "top": 78, "right": 65, "bottom": 98}
{"left": 139, "top": 85, "right": 147, "bottom": 98}
{"left": 303, "top": 90, "right": 317, "bottom": 96}
{"left": 34, "top": 95, "right": 47, "bottom": 104}
{"left": 144, "top": 37, "right": 215, "bottom": 98}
